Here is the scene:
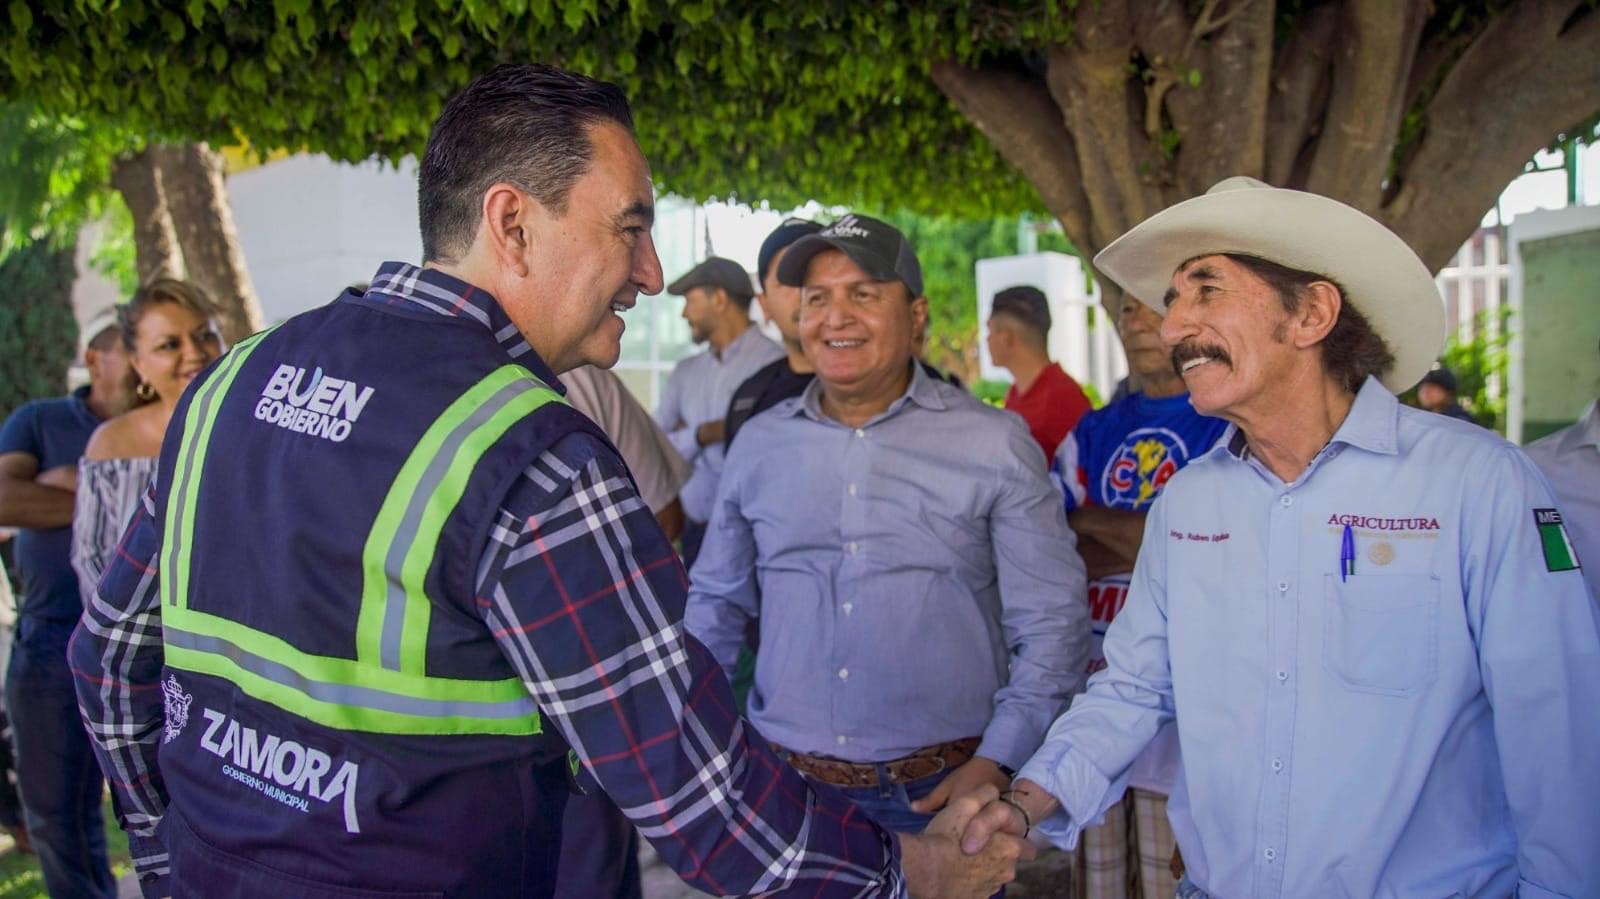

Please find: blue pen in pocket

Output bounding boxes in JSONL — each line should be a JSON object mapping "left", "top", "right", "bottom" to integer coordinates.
{"left": 1340, "top": 523, "right": 1355, "bottom": 581}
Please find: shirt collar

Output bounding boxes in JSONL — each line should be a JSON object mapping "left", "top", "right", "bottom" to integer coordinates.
{"left": 357, "top": 262, "right": 563, "bottom": 392}
{"left": 793, "top": 358, "right": 947, "bottom": 425}
{"left": 1560, "top": 399, "right": 1600, "bottom": 453}
{"left": 1221, "top": 376, "right": 1398, "bottom": 461}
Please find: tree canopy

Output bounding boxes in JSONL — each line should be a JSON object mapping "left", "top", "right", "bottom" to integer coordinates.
{"left": 3, "top": 1, "right": 1046, "bottom": 216}
{"left": 5, "top": 0, "right": 1598, "bottom": 282}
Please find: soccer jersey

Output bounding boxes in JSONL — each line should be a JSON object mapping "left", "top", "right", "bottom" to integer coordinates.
{"left": 1052, "top": 391, "right": 1225, "bottom": 791}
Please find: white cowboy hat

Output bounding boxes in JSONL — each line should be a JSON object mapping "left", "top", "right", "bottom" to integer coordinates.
{"left": 1093, "top": 176, "right": 1446, "bottom": 393}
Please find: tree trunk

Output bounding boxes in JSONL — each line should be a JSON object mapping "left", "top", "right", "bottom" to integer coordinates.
{"left": 930, "top": 0, "right": 1600, "bottom": 310}
{"left": 154, "top": 143, "right": 264, "bottom": 343}
{"left": 109, "top": 149, "right": 181, "bottom": 284}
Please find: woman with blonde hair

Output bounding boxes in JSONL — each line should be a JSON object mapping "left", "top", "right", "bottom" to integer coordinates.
{"left": 71, "top": 279, "right": 224, "bottom": 601}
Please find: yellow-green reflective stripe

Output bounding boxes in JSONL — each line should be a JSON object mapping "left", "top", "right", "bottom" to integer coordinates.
{"left": 164, "top": 609, "right": 540, "bottom": 735}
{"left": 359, "top": 366, "right": 563, "bottom": 674}
{"left": 162, "top": 330, "right": 274, "bottom": 610}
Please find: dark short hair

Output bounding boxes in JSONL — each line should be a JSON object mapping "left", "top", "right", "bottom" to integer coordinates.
{"left": 1224, "top": 254, "right": 1394, "bottom": 395}
{"left": 418, "top": 64, "right": 634, "bottom": 263}
{"left": 991, "top": 285, "right": 1051, "bottom": 338}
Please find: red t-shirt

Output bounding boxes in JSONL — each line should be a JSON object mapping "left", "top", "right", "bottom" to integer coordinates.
{"left": 1004, "top": 363, "right": 1092, "bottom": 461}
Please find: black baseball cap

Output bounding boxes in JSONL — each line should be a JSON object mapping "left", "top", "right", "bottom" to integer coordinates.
{"left": 991, "top": 285, "right": 1052, "bottom": 334}
{"left": 757, "top": 218, "right": 823, "bottom": 286}
{"left": 666, "top": 256, "right": 754, "bottom": 300}
{"left": 776, "top": 214, "right": 924, "bottom": 297}
{"left": 1419, "top": 367, "right": 1458, "bottom": 393}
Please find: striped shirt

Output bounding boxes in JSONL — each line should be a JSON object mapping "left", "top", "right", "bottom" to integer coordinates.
{"left": 70, "top": 262, "right": 904, "bottom": 898}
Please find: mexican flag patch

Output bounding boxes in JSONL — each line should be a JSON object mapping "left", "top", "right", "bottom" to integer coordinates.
{"left": 1534, "top": 509, "right": 1582, "bottom": 572}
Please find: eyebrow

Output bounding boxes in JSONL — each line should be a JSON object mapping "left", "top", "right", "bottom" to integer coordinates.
{"left": 1164, "top": 263, "right": 1221, "bottom": 308}
{"left": 615, "top": 201, "right": 655, "bottom": 229}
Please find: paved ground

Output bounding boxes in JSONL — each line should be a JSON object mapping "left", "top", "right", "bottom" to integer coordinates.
{"left": 638, "top": 839, "right": 1075, "bottom": 898}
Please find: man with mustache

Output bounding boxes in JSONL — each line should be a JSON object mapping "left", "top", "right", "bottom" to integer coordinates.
{"left": 1050, "top": 292, "right": 1225, "bottom": 899}
{"left": 961, "top": 177, "right": 1599, "bottom": 897}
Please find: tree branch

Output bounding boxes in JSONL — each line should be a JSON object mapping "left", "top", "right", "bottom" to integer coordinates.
{"left": 153, "top": 143, "right": 265, "bottom": 342}
{"left": 109, "top": 148, "right": 181, "bottom": 284}
{"left": 1162, "top": 0, "right": 1273, "bottom": 197}
{"left": 1264, "top": 3, "right": 1340, "bottom": 187}
{"left": 1045, "top": 1, "right": 1167, "bottom": 247}
{"left": 1304, "top": 0, "right": 1430, "bottom": 214}
{"left": 929, "top": 60, "right": 1095, "bottom": 255}
{"left": 1384, "top": 1, "right": 1600, "bottom": 271}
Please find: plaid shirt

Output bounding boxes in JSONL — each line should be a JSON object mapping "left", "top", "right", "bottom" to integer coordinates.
{"left": 70, "top": 262, "right": 904, "bottom": 898}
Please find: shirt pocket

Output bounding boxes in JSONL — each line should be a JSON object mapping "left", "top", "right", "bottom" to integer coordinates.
{"left": 1321, "top": 573, "right": 1439, "bottom": 697}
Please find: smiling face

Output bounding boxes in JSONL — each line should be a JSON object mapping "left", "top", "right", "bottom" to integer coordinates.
{"left": 799, "top": 249, "right": 927, "bottom": 413}
{"left": 129, "top": 302, "right": 223, "bottom": 404}
{"left": 503, "top": 121, "right": 663, "bottom": 372}
{"left": 1158, "top": 254, "right": 1304, "bottom": 418}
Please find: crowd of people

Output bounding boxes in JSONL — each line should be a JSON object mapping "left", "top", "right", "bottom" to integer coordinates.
{"left": 0, "top": 62, "right": 1594, "bottom": 899}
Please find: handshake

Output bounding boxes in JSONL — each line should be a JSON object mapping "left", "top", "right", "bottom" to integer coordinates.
{"left": 899, "top": 781, "right": 1059, "bottom": 899}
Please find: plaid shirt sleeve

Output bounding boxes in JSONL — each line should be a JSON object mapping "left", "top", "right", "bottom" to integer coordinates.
{"left": 68, "top": 484, "right": 172, "bottom": 899}
{"left": 477, "top": 433, "right": 905, "bottom": 897}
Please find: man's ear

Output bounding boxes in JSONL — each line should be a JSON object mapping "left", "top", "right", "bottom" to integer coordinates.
{"left": 1291, "top": 281, "right": 1342, "bottom": 350}
{"left": 910, "top": 296, "right": 930, "bottom": 336}
{"left": 480, "top": 183, "right": 534, "bottom": 277}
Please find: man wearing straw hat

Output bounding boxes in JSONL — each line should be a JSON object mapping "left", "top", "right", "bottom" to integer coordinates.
{"left": 959, "top": 177, "right": 1599, "bottom": 898}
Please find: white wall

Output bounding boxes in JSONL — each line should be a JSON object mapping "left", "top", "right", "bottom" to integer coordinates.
{"left": 975, "top": 252, "right": 1128, "bottom": 399}
{"left": 227, "top": 155, "right": 423, "bottom": 324}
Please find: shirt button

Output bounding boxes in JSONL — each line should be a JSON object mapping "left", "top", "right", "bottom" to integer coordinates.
{"left": 846, "top": 542, "right": 858, "bottom": 554}
{"left": 1264, "top": 848, "right": 1277, "bottom": 862}
{"left": 842, "top": 602, "right": 853, "bottom": 615}
{"left": 1276, "top": 670, "right": 1288, "bottom": 682}
{"left": 848, "top": 483, "right": 858, "bottom": 496}
{"left": 838, "top": 668, "right": 849, "bottom": 680}
{"left": 1271, "top": 758, "right": 1284, "bottom": 773}
{"left": 1280, "top": 495, "right": 1293, "bottom": 508}
{"left": 854, "top": 428, "right": 866, "bottom": 438}
{"left": 1277, "top": 581, "right": 1288, "bottom": 593}
{"left": 836, "top": 735, "right": 847, "bottom": 746}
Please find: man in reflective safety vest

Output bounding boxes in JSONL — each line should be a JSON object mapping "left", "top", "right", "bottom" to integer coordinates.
{"left": 70, "top": 65, "right": 1031, "bottom": 899}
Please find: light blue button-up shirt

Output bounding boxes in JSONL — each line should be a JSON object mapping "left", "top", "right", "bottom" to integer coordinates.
{"left": 654, "top": 324, "right": 784, "bottom": 523}
{"left": 1018, "top": 378, "right": 1600, "bottom": 898}
{"left": 686, "top": 363, "right": 1090, "bottom": 769}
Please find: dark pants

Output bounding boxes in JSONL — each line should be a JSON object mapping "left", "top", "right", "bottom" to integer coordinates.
{"left": 553, "top": 789, "right": 641, "bottom": 899}
{"left": 6, "top": 618, "right": 115, "bottom": 899}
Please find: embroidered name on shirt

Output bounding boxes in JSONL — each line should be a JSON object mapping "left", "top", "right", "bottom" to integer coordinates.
{"left": 1170, "top": 530, "right": 1231, "bottom": 543}
{"left": 1327, "top": 514, "right": 1440, "bottom": 531}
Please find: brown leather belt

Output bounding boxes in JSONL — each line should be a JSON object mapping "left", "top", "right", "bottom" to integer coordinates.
{"left": 772, "top": 737, "right": 981, "bottom": 788}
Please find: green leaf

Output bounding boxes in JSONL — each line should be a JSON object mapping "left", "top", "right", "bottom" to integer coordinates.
{"left": 8, "top": 1, "right": 32, "bottom": 34}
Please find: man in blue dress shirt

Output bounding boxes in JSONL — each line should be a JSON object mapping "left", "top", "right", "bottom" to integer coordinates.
{"left": 961, "top": 177, "right": 1599, "bottom": 898}
{"left": 686, "top": 213, "right": 1090, "bottom": 835}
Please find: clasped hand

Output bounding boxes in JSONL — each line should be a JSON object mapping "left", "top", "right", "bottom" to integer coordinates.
{"left": 901, "top": 785, "right": 1034, "bottom": 899}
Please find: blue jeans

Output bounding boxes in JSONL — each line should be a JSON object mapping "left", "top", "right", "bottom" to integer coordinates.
{"left": 833, "top": 766, "right": 947, "bottom": 833}
{"left": 5, "top": 618, "right": 115, "bottom": 899}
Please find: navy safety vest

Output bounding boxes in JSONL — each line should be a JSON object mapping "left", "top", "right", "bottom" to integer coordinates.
{"left": 153, "top": 289, "right": 615, "bottom": 897}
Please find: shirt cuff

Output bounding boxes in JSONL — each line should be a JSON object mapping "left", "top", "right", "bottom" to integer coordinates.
{"left": 128, "top": 834, "right": 170, "bottom": 899}
{"left": 1016, "top": 744, "right": 1121, "bottom": 851}
{"left": 976, "top": 711, "right": 1041, "bottom": 773}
